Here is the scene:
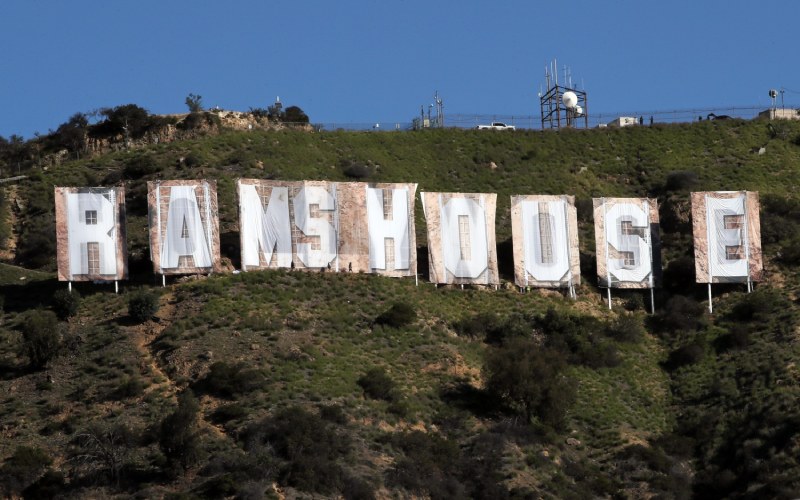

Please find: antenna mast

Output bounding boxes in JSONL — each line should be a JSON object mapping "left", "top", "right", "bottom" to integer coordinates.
{"left": 539, "top": 58, "right": 589, "bottom": 130}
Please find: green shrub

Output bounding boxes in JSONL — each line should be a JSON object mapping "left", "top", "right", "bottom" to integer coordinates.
{"left": 453, "top": 312, "right": 502, "bottom": 340}
{"left": 52, "top": 288, "right": 80, "bottom": 319}
{"left": 374, "top": 302, "right": 416, "bottom": 329}
{"left": 485, "top": 338, "right": 575, "bottom": 429}
{"left": 196, "top": 362, "right": 266, "bottom": 399}
{"left": 343, "top": 164, "right": 371, "bottom": 179}
{"left": 665, "top": 339, "right": 707, "bottom": 370}
{"left": 128, "top": 289, "right": 159, "bottom": 323}
{"left": 243, "top": 406, "right": 350, "bottom": 494}
{"left": 0, "top": 446, "right": 52, "bottom": 497}
{"left": 656, "top": 295, "right": 706, "bottom": 334}
{"left": 607, "top": 314, "right": 646, "bottom": 343}
{"left": 210, "top": 403, "right": 249, "bottom": 425}
{"left": 664, "top": 171, "right": 698, "bottom": 192}
{"left": 159, "top": 391, "right": 203, "bottom": 471}
{"left": 19, "top": 310, "right": 61, "bottom": 369}
{"left": 386, "top": 431, "right": 465, "bottom": 500}
{"left": 112, "top": 376, "right": 146, "bottom": 400}
{"left": 357, "top": 367, "right": 398, "bottom": 402}
{"left": 123, "top": 154, "right": 161, "bottom": 179}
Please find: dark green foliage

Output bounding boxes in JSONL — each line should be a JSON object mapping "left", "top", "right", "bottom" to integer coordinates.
{"left": 0, "top": 188, "right": 8, "bottom": 249}
{"left": 0, "top": 446, "right": 52, "bottom": 497}
{"left": 123, "top": 154, "right": 161, "bottom": 179}
{"left": 21, "top": 469, "right": 65, "bottom": 499}
{"left": 727, "top": 288, "right": 789, "bottom": 323}
{"left": 386, "top": 431, "right": 465, "bottom": 499}
{"left": 607, "top": 313, "right": 646, "bottom": 343}
{"left": 714, "top": 324, "right": 750, "bottom": 353}
{"left": 210, "top": 403, "right": 249, "bottom": 425}
{"left": 55, "top": 112, "right": 89, "bottom": 155}
{"left": 52, "top": 288, "right": 80, "bottom": 319}
{"left": 357, "top": 367, "right": 398, "bottom": 401}
{"left": 178, "top": 112, "right": 219, "bottom": 131}
{"left": 540, "top": 308, "right": 621, "bottom": 368}
{"left": 655, "top": 295, "right": 706, "bottom": 334}
{"left": 283, "top": 105, "right": 309, "bottom": 124}
{"left": 664, "top": 170, "right": 699, "bottom": 192}
{"left": 185, "top": 93, "right": 204, "bottom": 113}
{"left": 665, "top": 339, "right": 707, "bottom": 370}
{"left": 343, "top": 163, "right": 371, "bottom": 179}
{"left": 196, "top": 362, "right": 266, "bottom": 398}
{"left": 485, "top": 338, "right": 575, "bottom": 429}
{"left": 159, "top": 391, "right": 203, "bottom": 471}
{"left": 128, "top": 289, "right": 159, "bottom": 323}
{"left": 91, "top": 104, "right": 162, "bottom": 139}
{"left": 319, "top": 404, "right": 348, "bottom": 425}
{"left": 16, "top": 216, "right": 56, "bottom": 268}
{"left": 112, "top": 376, "right": 146, "bottom": 399}
{"left": 19, "top": 309, "right": 61, "bottom": 369}
{"left": 374, "top": 302, "right": 416, "bottom": 328}
{"left": 661, "top": 256, "right": 697, "bottom": 293}
{"left": 453, "top": 311, "right": 503, "bottom": 340}
{"left": 242, "top": 406, "right": 350, "bottom": 494}
{"left": 72, "top": 422, "right": 137, "bottom": 485}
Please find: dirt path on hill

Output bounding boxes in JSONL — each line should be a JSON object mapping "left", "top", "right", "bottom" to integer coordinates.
{"left": 130, "top": 291, "right": 180, "bottom": 399}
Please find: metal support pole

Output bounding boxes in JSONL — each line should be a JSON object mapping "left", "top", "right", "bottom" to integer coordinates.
{"left": 708, "top": 283, "right": 713, "bottom": 314}
{"left": 115, "top": 281, "right": 119, "bottom": 294}
{"left": 162, "top": 274, "right": 166, "bottom": 288}
{"left": 607, "top": 288, "right": 612, "bottom": 310}
{"left": 415, "top": 274, "right": 418, "bottom": 287}
{"left": 650, "top": 288, "right": 655, "bottom": 315}
{"left": 68, "top": 281, "right": 72, "bottom": 293}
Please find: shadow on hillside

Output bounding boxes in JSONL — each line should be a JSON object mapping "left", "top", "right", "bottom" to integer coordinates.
{"left": 440, "top": 380, "right": 498, "bottom": 418}
{"left": 220, "top": 230, "right": 241, "bottom": 270}
{"left": 0, "top": 357, "right": 34, "bottom": 380}
{"left": 417, "top": 245, "right": 430, "bottom": 281}
{"left": 0, "top": 279, "right": 59, "bottom": 313}
{"left": 497, "top": 238, "right": 514, "bottom": 282}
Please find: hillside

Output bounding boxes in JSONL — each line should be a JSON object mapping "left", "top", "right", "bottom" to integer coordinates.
{"left": 2, "top": 119, "right": 800, "bottom": 498}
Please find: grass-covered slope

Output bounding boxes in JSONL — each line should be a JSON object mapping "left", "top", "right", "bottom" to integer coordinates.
{"left": 1, "top": 119, "right": 800, "bottom": 498}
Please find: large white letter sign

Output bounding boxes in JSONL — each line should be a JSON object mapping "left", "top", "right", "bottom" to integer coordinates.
{"left": 55, "top": 187, "right": 128, "bottom": 281}
{"left": 367, "top": 186, "right": 411, "bottom": 272}
{"left": 691, "top": 191, "right": 763, "bottom": 283}
{"left": 511, "top": 195, "right": 580, "bottom": 288}
{"left": 148, "top": 180, "right": 221, "bottom": 275}
{"left": 293, "top": 183, "right": 337, "bottom": 268}
{"left": 421, "top": 192, "right": 499, "bottom": 285}
{"left": 238, "top": 180, "right": 292, "bottom": 270}
{"left": 593, "top": 198, "right": 659, "bottom": 288}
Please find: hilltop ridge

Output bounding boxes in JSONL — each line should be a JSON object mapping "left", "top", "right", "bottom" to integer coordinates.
{"left": 1, "top": 119, "right": 800, "bottom": 498}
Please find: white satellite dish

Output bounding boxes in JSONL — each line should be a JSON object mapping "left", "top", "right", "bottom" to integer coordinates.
{"left": 575, "top": 106, "right": 583, "bottom": 116}
{"left": 562, "top": 91, "right": 578, "bottom": 109}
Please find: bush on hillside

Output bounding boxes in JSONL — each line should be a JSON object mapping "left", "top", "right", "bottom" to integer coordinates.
{"left": 128, "top": 290, "right": 159, "bottom": 323}
{"left": 664, "top": 171, "right": 698, "bottom": 192}
{"left": 16, "top": 216, "right": 56, "bottom": 268}
{"left": 655, "top": 295, "right": 706, "bottom": 335}
{"left": 242, "top": 406, "right": 350, "bottom": 494}
{"left": 485, "top": 338, "right": 575, "bottom": 429}
{"left": 196, "top": 362, "right": 266, "bottom": 399}
{"left": 357, "top": 367, "right": 399, "bottom": 402}
{"left": 159, "top": 390, "right": 203, "bottom": 471}
{"left": 607, "top": 313, "right": 646, "bottom": 343}
{"left": 19, "top": 310, "right": 61, "bottom": 369}
{"left": 374, "top": 302, "right": 416, "bottom": 329}
{"left": 0, "top": 446, "right": 52, "bottom": 497}
{"left": 52, "top": 288, "right": 80, "bottom": 319}
{"left": 664, "top": 339, "right": 707, "bottom": 371}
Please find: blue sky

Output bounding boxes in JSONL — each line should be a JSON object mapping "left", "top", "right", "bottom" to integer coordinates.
{"left": 1, "top": 0, "right": 798, "bottom": 138}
